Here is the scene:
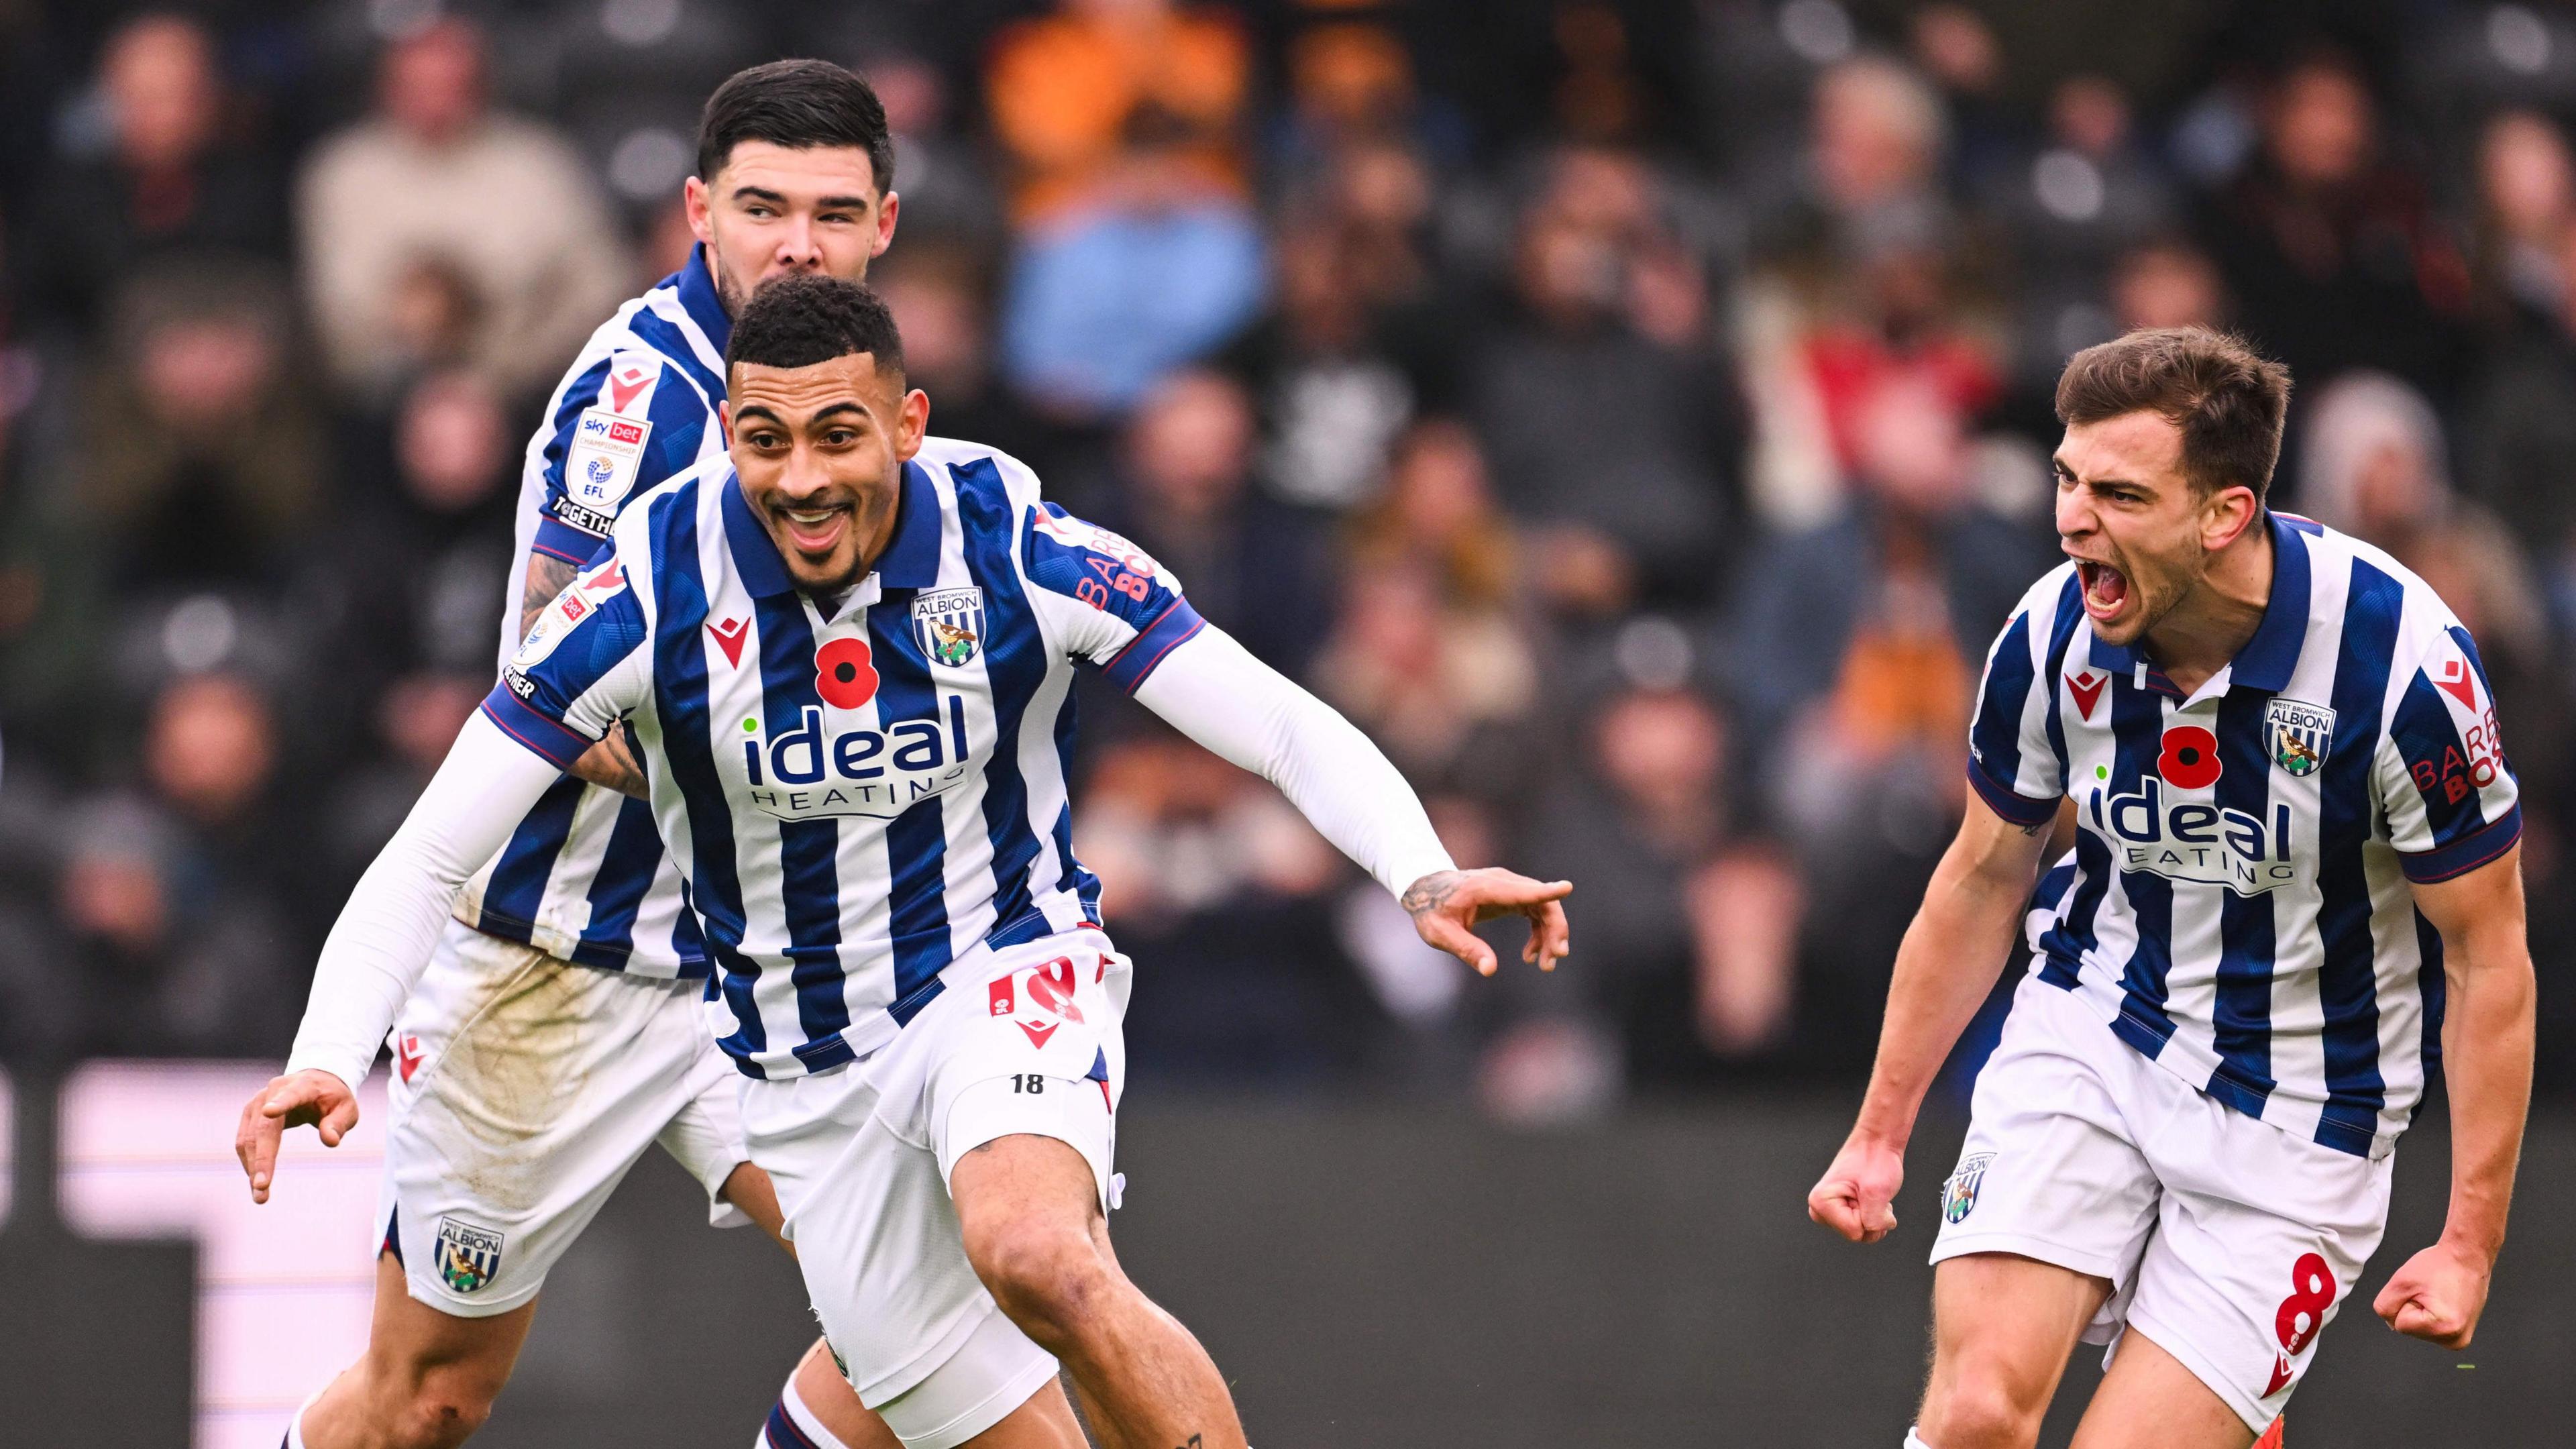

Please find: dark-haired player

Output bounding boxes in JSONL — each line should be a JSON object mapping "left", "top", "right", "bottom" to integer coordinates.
{"left": 236, "top": 60, "right": 999, "bottom": 1449}
{"left": 1809, "top": 329, "right": 2534, "bottom": 1448}
{"left": 256, "top": 273, "right": 1568, "bottom": 1448}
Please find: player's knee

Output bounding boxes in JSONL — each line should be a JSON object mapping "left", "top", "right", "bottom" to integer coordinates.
{"left": 377, "top": 1378, "right": 500, "bottom": 1449}
{"left": 963, "top": 1216, "right": 1118, "bottom": 1349}
{"left": 1920, "top": 1371, "right": 2046, "bottom": 1449}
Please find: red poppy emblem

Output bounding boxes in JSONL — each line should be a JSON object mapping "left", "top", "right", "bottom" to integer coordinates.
{"left": 2158, "top": 725, "right": 2222, "bottom": 790}
{"left": 815, "top": 637, "right": 878, "bottom": 708}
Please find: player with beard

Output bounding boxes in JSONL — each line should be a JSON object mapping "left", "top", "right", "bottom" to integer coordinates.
{"left": 1809, "top": 329, "right": 2533, "bottom": 1448}
{"left": 233, "top": 61, "right": 1065, "bottom": 1449}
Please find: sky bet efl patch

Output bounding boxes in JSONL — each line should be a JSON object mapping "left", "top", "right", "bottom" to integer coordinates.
{"left": 564, "top": 405, "right": 651, "bottom": 520}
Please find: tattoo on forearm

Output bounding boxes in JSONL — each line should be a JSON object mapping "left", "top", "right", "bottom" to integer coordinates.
{"left": 1400, "top": 872, "right": 1460, "bottom": 916}
{"left": 518, "top": 553, "right": 580, "bottom": 642}
{"left": 572, "top": 722, "right": 650, "bottom": 800}
{"left": 1175, "top": 1437, "right": 1202, "bottom": 1449}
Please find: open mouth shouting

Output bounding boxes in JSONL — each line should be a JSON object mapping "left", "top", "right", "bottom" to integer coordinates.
{"left": 2075, "top": 557, "right": 2131, "bottom": 627}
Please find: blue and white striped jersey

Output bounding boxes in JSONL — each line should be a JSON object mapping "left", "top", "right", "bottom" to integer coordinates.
{"left": 476, "top": 437, "right": 1209, "bottom": 1079}
{"left": 451, "top": 245, "right": 734, "bottom": 977}
{"left": 1970, "top": 513, "right": 2520, "bottom": 1159}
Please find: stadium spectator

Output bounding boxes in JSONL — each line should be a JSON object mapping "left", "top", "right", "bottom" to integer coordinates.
{"left": 298, "top": 16, "right": 631, "bottom": 399}
{"left": 1470, "top": 144, "right": 1741, "bottom": 615}
{"left": 68, "top": 259, "right": 323, "bottom": 590}
{"left": 18, "top": 13, "right": 287, "bottom": 336}
{"left": 1097, "top": 368, "right": 1332, "bottom": 678}
{"left": 2198, "top": 52, "right": 2470, "bottom": 398}
{"left": 57, "top": 674, "right": 307, "bottom": 1057}
{"left": 2470, "top": 109, "right": 2576, "bottom": 327}
{"left": 989, "top": 0, "right": 1265, "bottom": 414}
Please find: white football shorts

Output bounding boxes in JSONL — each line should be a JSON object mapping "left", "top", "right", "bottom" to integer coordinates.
{"left": 1930, "top": 971, "right": 2395, "bottom": 1432}
{"left": 376, "top": 920, "right": 751, "bottom": 1318}
{"left": 740, "top": 926, "right": 1131, "bottom": 1449}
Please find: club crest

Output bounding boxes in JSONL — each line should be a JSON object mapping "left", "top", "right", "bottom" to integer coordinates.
{"left": 2266, "top": 699, "right": 2336, "bottom": 778}
{"left": 912, "top": 588, "right": 985, "bottom": 668}
{"left": 1941, "top": 1152, "right": 1994, "bottom": 1224}
{"left": 433, "top": 1218, "right": 504, "bottom": 1295}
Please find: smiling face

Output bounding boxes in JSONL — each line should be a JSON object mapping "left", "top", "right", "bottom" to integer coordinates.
{"left": 724, "top": 352, "right": 928, "bottom": 594}
{"left": 688, "top": 141, "right": 897, "bottom": 314}
{"left": 2054, "top": 410, "right": 2261, "bottom": 646}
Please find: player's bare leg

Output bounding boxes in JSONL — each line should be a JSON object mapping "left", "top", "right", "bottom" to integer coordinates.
{"left": 954, "top": 1134, "right": 1246, "bottom": 1449}
{"left": 1915, "top": 1252, "right": 2110, "bottom": 1449}
{"left": 2068, "top": 1329, "right": 2255, "bottom": 1449}
{"left": 292, "top": 1253, "right": 533, "bottom": 1449}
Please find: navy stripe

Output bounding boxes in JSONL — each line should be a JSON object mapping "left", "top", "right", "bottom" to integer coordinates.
{"left": 2206, "top": 685, "right": 2278, "bottom": 1115}
{"left": 1051, "top": 689, "right": 1104, "bottom": 919}
{"left": 629, "top": 309, "right": 724, "bottom": 409}
{"left": 864, "top": 590, "right": 957, "bottom": 1019}
{"left": 1104, "top": 596, "right": 1208, "bottom": 692}
{"left": 748, "top": 589, "right": 861, "bottom": 1069}
{"left": 478, "top": 689, "right": 595, "bottom": 769}
{"left": 764, "top": 1401, "right": 822, "bottom": 1449}
{"left": 480, "top": 775, "right": 583, "bottom": 930}
{"left": 2388, "top": 672, "right": 2491, "bottom": 848}
{"left": 954, "top": 459, "right": 1051, "bottom": 941}
{"left": 2314, "top": 557, "right": 2405, "bottom": 1155}
{"left": 568, "top": 798, "right": 667, "bottom": 971}
{"left": 1970, "top": 609, "right": 2038, "bottom": 794}
{"left": 533, "top": 514, "right": 602, "bottom": 563}
{"left": 2106, "top": 667, "right": 2179, "bottom": 1059}
{"left": 1968, "top": 764, "right": 2058, "bottom": 828}
{"left": 651, "top": 485, "right": 768, "bottom": 1069}
{"left": 517, "top": 586, "right": 647, "bottom": 716}
{"left": 2039, "top": 574, "right": 2085, "bottom": 788}
{"left": 2401, "top": 804, "right": 2522, "bottom": 883}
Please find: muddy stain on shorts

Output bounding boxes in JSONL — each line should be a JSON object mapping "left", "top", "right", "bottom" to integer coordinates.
{"left": 423, "top": 944, "right": 618, "bottom": 1214}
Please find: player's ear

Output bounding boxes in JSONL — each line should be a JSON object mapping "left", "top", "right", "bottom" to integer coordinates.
{"left": 873, "top": 191, "right": 899, "bottom": 258}
{"left": 2202, "top": 482, "right": 2261, "bottom": 551}
{"left": 896, "top": 387, "right": 928, "bottom": 461}
{"left": 684, "top": 174, "right": 714, "bottom": 244}
{"left": 716, "top": 398, "right": 731, "bottom": 449}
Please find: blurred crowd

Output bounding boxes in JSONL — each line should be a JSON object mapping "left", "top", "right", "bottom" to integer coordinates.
{"left": 3, "top": 0, "right": 2575, "bottom": 1116}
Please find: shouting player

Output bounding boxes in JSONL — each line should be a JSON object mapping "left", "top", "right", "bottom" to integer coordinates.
{"left": 248, "top": 274, "right": 1570, "bottom": 1447}
{"left": 1808, "top": 329, "right": 2532, "bottom": 1448}
{"left": 235, "top": 61, "right": 949, "bottom": 1449}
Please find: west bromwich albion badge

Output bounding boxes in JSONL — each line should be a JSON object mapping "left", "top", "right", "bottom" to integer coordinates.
{"left": 2266, "top": 699, "right": 2335, "bottom": 777}
{"left": 433, "top": 1217, "right": 504, "bottom": 1294}
{"left": 912, "top": 588, "right": 985, "bottom": 668}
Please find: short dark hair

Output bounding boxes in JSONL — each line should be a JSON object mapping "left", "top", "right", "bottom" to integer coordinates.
{"left": 727, "top": 272, "right": 904, "bottom": 378}
{"left": 2055, "top": 327, "right": 2293, "bottom": 500}
{"left": 696, "top": 59, "right": 894, "bottom": 197}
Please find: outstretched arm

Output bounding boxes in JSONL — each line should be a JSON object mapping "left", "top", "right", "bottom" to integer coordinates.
{"left": 1129, "top": 624, "right": 1570, "bottom": 973}
{"left": 234, "top": 710, "right": 561, "bottom": 1201}
{"left": 2373, "top": 845, "right": 2534, "bottom": 1349}
{"left": 1808, "top": 794, "right": 2052, "bottom": 1242}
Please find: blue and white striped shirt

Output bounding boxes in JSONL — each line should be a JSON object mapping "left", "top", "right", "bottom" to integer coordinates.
{"left": 452, "top": 245, "right": 734, "bottom": 977}
{"left": 476, "top": 438, "right": 1209, "bottom": 1079}
{"left": 1970, "top": 513, "right": 2520, "bottom": 1159}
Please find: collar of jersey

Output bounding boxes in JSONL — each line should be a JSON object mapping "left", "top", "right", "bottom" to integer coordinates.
{"left": 721, "top": 460, "right": 941, "bottom": 600}
{"left": 678, "top": 243, "right": 732, "bottom": 355}
{"left": 2086, "top": 510, "right": 2312, "bottom": 695}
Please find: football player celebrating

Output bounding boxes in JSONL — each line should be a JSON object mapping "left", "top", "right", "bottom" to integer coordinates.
{"left": 1808, "top": 329, "right": 2532, "bottom": 1448}
{"left": 237, "top": 60, "right": 969, "bottom": 1449}
{"left": 249, "top": 274, "right": 1570, "bottom": 1448}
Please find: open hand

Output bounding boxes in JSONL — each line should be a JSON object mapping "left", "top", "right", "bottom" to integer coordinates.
{"left": 233, "top": 1069, "right": 360, "bottom": 1204}
{"left": 1808, "top": 1134, "right": 1906, "bottom": 1244}
{"left": 1401, "top": 868, "right": 1572, "bottom": 976}
{"left": 2373, "top": 1240, "right": 2493, "bottom": 1349}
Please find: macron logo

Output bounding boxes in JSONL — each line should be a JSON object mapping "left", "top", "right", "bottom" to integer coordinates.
{"left": 708, "top": 617, "right": 748, "bottom": 667}
{"left": 2436, "top": 655, "right": 2479, "bottom": 712}
{"left": 2067, "top": 669, "right": 2106, "bottom": 722}
{"left": 606, "top": 365, "right": 653, "bottom": 414}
